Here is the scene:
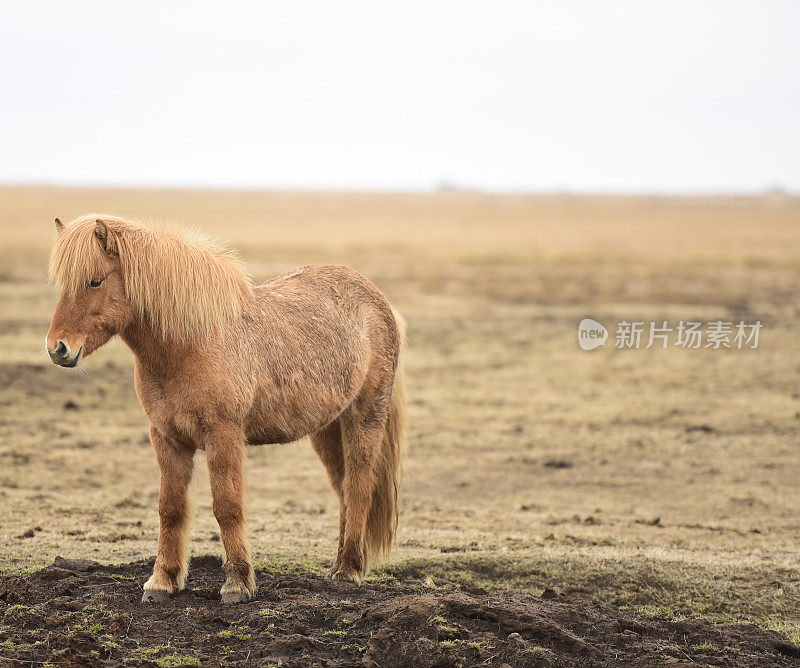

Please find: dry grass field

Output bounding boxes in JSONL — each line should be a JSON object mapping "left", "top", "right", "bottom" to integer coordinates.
{"left": 1, "top": 186, "right": 799, "bottom": 664}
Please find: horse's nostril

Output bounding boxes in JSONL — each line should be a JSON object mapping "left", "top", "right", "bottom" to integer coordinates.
{"left": 55, "top": 341, "right": 68, "bottom": 359}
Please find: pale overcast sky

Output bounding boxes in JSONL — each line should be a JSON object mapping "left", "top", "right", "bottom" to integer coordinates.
{"left": 1, "top": 1, "right": 798, "bottom": 192}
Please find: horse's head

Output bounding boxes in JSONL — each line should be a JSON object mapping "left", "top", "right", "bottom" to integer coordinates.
{"left": 46, "top": 218, "right": 135, "bottom": 368}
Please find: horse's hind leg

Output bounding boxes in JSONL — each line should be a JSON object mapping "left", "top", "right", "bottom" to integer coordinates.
{"left": 143, "top": 426, "right": 195, "bottom": 603}
{"left": 333, "top": 396, "right": 390, "bottom": 584}
{"left": 309, "top": 420, "right": 346, "bottom": 575}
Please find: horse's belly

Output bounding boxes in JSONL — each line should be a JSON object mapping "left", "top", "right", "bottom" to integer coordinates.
{"left": 244, "top": 388, "right": 348, "bottom": 446}
{"left": 243, "top": 404, "right": 340, "bottom": 445}
{"left": 245, "top": 425, "right": 298, "bottom": 445}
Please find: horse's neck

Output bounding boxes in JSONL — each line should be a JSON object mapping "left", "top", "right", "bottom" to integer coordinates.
{"left": 121, "top": 319, "right": 194, "bottom": 375}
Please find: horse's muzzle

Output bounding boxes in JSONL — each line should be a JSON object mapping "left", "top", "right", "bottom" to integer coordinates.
{"left": 48, "top": 341, "right": 83, "bottom": 368}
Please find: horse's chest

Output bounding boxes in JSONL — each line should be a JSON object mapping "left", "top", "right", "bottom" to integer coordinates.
{"left": 134, "top": 367, "right": 235, "bottom": 448}
{"left": 138, "top": 390, "right": 200, "bottom": 446}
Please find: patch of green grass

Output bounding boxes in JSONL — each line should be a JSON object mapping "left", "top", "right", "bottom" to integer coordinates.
{"left": 70, "top": 621, "right": 102, "bottom": 633}
{"left": 322, "top": 629, "right": 347, "bottom": 637}
{"left": 438, "top": 625, "right": 460, "bottom": 639}
{"left": 759, "top": 618, "right": 800, "bottom": 647}
{"left": 216, "top": 629, "right": 251, "bottom": 641}
{"left": 139, "top": 645, "right": 172, "bottom": 656}
{"left": 528, "top": 646, "right": 556, "bottom": 660}
{"left": 637, "top": 604, "right": 677, "bottom": 621}
{"left": 362, "top": 572, "right": 398, "bottom": 585}
{"left": 109, "top": 573, "right": 135, "bottom": 581}
{"left": 432, "top": 614, "right": 461, "bottom": 639}
{"left": 155, "top": 656, "right": 201, "bottom": 667}
{"left": 692, "top": 642, "right": 719, "bottom": 652}
{"left": 438, "top": 640, "right": 456, "bottom": 649}
{"left": 3, "top": 604, "right": 28, "bottom": 619}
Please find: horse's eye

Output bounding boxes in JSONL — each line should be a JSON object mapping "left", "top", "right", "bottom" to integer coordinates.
{"left": 89, "top": 278, "right": 103, "bottom": 288}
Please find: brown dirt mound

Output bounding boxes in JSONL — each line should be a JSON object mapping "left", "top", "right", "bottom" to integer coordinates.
{"left": 0, "top": 556, "right": 797, "bottom": 667}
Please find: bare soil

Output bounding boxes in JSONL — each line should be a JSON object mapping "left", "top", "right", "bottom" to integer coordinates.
{"left": 0, "top": 556, "right": 798, "bottom": 667}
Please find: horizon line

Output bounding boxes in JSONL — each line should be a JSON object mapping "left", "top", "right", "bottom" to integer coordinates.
{"left": 0, "top": 181, "right": 797, "bottom": 199}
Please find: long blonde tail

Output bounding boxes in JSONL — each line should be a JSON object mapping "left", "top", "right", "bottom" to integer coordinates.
{"left": 364, "top": 308, "right": 407, "bottom": 564}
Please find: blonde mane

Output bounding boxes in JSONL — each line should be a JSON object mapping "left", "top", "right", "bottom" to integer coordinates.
{"left": 49, "top": 214, "right": 253, "bottom": 342}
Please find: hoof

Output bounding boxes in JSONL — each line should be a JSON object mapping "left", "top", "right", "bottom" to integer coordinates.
{"left": 221, "top": 591, "right": 251, "bottom": 604}
{"left": 141, "top": 589, "right": 170, "bottom": 603}
{"left": 329, "top": 568, "right": 362, "bottom": 585}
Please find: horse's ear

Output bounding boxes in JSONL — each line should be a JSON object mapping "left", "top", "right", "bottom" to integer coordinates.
{"left": 95, "top": 219, "right": 118, "bottom": 255}
{"left": 55, "top": 218, "right": 64, "bottom": 233}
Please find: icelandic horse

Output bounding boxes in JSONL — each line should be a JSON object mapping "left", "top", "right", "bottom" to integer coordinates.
{"left": 46, "top": 215, "right": 406, "bottom": 603}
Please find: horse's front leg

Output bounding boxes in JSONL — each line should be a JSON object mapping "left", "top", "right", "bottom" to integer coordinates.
{"left": 205, "top": 426, "right": 255, "bottom": 603}
{"left": 142, "top": 426, "right": 195, "bottom": 603}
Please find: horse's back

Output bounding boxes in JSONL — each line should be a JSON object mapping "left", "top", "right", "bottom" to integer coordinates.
{"left": 256, "top": 264, "right": 399, "bottom": 341}
{"left": 261, "top": 264, "right": 390, "bottom": 305}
